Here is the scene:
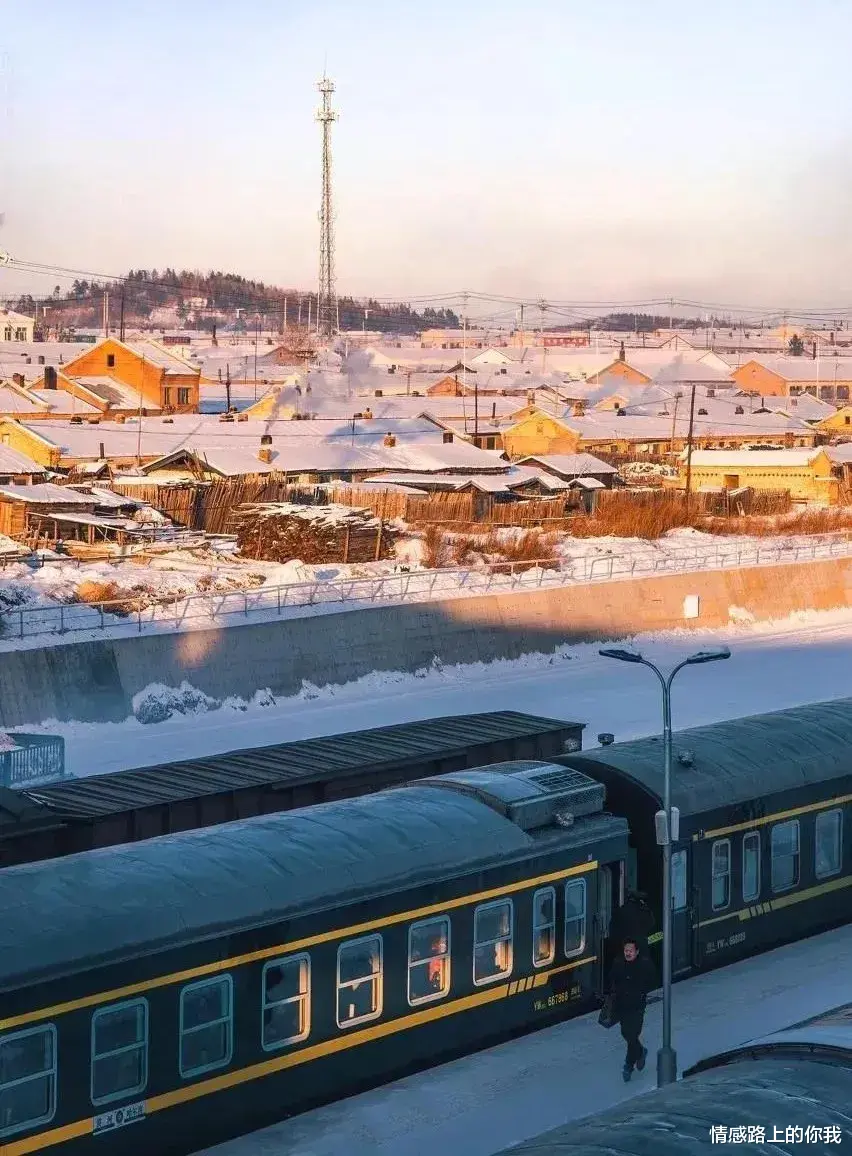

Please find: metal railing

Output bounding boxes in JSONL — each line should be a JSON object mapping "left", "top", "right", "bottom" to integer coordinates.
{"left": 3, "top": 536, "right": 851, "bottom": 644}
{"left": 0, "top": 735, "right": 66, "bottom": 787}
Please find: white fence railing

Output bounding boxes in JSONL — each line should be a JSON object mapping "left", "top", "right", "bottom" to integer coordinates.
{"left": 3, "top": 536, "right": 851, "bottom": 643}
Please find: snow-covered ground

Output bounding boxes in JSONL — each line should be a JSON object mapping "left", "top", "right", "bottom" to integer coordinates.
{"left": 20, "top": 604, "right": 852, "bottom": 778}
{"left": 0, "top": 529, "right": 847, "bottom": 649}
{"left": 199, "top": 924, "right": 852, "bottom": 1156}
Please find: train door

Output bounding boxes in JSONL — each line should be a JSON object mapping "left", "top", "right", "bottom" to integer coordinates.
{"left": 671, "top": 847, "right": 692, "bottom": 975}
{"left": 596, "top": 864, "right": 617, "bottom": 991}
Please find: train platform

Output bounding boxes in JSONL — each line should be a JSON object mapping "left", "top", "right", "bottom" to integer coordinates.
{"left": 196, "top": 922, "right": 852, "bottom": 1156}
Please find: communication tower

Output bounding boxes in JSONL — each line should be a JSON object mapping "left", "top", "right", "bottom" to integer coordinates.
{"left": 316, "top": 75, "right": 338, "bottom": 338}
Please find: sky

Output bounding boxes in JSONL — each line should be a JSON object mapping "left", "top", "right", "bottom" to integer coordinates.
{"left": 2, "top": 0, "right": 852, "bottom": 312}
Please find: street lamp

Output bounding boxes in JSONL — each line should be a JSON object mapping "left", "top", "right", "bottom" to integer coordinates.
{"left": 599, "top": 645, "right": 731, "bottom": 1088}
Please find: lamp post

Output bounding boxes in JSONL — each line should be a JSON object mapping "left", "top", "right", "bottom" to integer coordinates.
{"left": 598, "top": 645, "right": 731, "bottom": 1087}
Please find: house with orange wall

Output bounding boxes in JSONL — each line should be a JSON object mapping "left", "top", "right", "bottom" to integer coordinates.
{"left": 33, "top": 338, "right": 201, "bottom": 414}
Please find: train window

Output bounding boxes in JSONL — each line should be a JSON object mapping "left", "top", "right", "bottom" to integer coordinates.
{"left": 711, "top": 839, "right": 731, "bottom": 911}
{"left": 0, "top": 1025, "right": 56, "bottom": 1139}
{"left": 262, "top": 955, "right": 310, "bottom": 1051}
{"left": 815, "top": 809, "right": 843, "bottom": 880}
{"left": 532, "top": 887, "right": 556, "bottom": 968}
{"left": 337, "top": 935, "right": 383, "bottom": 1028}
{"left": 91, "top": 999, "right": 148, "bottom": 1106}
{"left": 671, "top": 850, "right": 687, "bottom": 910}
{"left": 473, "top": 899, "right": 513, "bottom": 985}
{"left": 179, "top": 976, "right": 233, "bottom": 1079}
{"left": 408, "top": 916, "right": 451, "bottom": 1006}
{"left": 564, "top": 879, "right": 586, "bottom": 957}
{"left": 771, "top": 820, "right": 800, "bottom": 893}
{"left": 742, "top": 832, "right": 761, "bottom": 903}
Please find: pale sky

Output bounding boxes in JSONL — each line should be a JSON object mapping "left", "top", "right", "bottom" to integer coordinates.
{"left": 2, "top": 0, "right": 852, "bottom": 310}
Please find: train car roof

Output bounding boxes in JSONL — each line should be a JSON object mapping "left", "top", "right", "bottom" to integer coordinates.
{"left": 497, "top": 1058, "right": 852, "bottom": 1154}
{"left": 564, "top": 698, "right": 852, "bottom": 815}
{"left": 686, "top": 1002, "right": 852, "bottom": 1073}
{"left": 20, "top": 710, "right": 581, "bottom": 823}
{"left": 0, "top": 775, "right": 615, "bottom": 990}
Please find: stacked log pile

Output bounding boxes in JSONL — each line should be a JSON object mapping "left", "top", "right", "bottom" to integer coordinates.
{"left": 234, "top": 503, "right": 398, "bottom": 565}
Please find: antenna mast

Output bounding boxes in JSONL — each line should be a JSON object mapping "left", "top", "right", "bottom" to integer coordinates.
{"left": 316, "top": 73, "right": 338, "bottom": 340}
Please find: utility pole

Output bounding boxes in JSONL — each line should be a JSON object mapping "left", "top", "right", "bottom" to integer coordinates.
{"left": 684, "top": 383, "right": 697, "bottom": 515}
{"left": 136, "top": 352, "right": 145, "bottom": 466}
{"left": 669, "top": 298, "right": 674, "bottom": 332}
{"left": 254, "top": 316, "right": 260, "bottom": 401}
{"left": 283, "top": 296, "right": 288, "bottom": 333}
{"left": 316, "top": 73, "right": 339, "bottom": 339}
{"left": 119, "top": 284, "right": 126, "bottom": 342}
{"left": 225, "top": 363, "right": 231, "bottom": 412}
{"left": 103, "top": 290, "right": 110, "bottom": 338}
{"left": 461, "top": 293, "right": 470, "bottom": 435}
{"left": 307, "top": 296, "right": 312, "bottom": 331}
{"left": 298, "top": 297, "right": 303, "bottom": 327}
{"left": 670, "top": 392, "right": 682, "bottom": 456}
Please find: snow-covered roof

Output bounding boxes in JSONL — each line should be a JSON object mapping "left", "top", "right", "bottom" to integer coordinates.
{"left": 770, "top": 394, "right": 836, "bottom": 421}
{"left": 737, "top": 355, "right": 852, "bottom": 382}
{"left": 512, "top": 405, "right": 815, "bottom": 442}
{"left": 0, "top": 309, "right": 34, "bottom": 324}
{"left": 0, "top": 445, "right": 49, "bottom": 475}
{"left": 143, "top": 447, "right": 278, "bottom": 477}
{"left": 73, "top": 375, "right": 157, "bottom": 411}
{"left": 0, "top": 385, "right": 45, "bottom": 413}
{"left": 9, "top": 415, "right": 454, "bottom": 460}
{"left": 124, "top": 340, "right": 200, "bottom": 373}
{"left": 0, "top": 482, "right": 94, "bottom": 504}
{"left": 825, "top": 443, "right": 852, "bottom": 464}
{"left": 684, "top": 449, "right": 827, "bottom": 468}
{"left": 517, "top": 453, "right": 619, "bottom": 477}
{"left": 367, "top": 465, "right": 572, "bottom": 493}
{"left": 568, "top": 476, "right": 606, "bottom": 490}
{"left": 26, "top": 389, "right": 101, "bottom": 415}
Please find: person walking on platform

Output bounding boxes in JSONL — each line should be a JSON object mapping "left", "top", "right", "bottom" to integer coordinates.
{"left": 609, "top": 939, "right": 657, "bottom": 1082}
{"left": 609, "top": 890, "right": 655, "bottom": 957}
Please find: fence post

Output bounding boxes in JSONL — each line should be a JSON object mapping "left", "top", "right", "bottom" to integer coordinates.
{"left": 59, "top": 604, "right": 64, "bottom": 634}
{"left": 18, "top": 610, "right": 23, "bottom": 639}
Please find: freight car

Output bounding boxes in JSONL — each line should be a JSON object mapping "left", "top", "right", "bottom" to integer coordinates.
{"left": 497, "top": 1004, "right": 852, "bottom": 1154}
{"left": 0, "top": 711, "right": 583, "bottom": 866}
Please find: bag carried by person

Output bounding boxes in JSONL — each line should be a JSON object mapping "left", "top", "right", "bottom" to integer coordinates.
{"left": 598, "top": 994, "right": 617, "bottom": 1029}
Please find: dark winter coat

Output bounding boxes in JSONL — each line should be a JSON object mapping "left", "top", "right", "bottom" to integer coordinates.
{"left": 609, "top": 954, "right": 657, "bottom": 1019}
{"left": 609, "top": 895, "right": 656, "bottom": 951}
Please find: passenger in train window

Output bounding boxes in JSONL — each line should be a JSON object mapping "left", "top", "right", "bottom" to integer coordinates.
{"left": 608, "top": 939, "right": 657, "bottom": 1083}
{"left": 609, "top": 891, "right": 655, "bottom": 957}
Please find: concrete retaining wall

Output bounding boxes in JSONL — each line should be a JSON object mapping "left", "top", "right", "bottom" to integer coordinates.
{"left": 2, "top": 557, "right": 850, "bottom": 728}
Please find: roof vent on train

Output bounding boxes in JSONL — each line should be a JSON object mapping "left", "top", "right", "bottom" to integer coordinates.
{"left": 421, "top": 760, "right": 605, "bottom": 832}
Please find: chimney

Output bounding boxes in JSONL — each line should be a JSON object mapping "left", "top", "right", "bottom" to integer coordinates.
{"left": 258, "top": 434, "right": 273, "bottom": 464}
{"left": 363, "top": 407, "right": 373, "bottom": 420}
{"left": 44, "top": 366, "right": 58, "bottom": 390}
{"left": 12, "top": 373, "right": 24, "bottom": 388}
{"left": 38, "top": 355, "right": 45, "bottom": 365}
{"left": 812, "top": 342, "right": 817, "bottom": 360}
{"left": 99, "top": 442, "right": 105, "bottom": 459}
{"left": 383, "top": 432, "right": 397, "bottom": 447}
{"left": 374, "top": 389, "right": 383, "bottom": 397}
{"left": 572, "top": 400, "right": 586, "bottom": 417}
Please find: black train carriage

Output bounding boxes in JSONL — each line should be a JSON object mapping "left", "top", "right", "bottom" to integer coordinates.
{"left": 495, "top": 1003, "right": 852, "bottom": 1154}
{"left": 559, "top": 699, "right": 852, "bottom": 975}
{"left": 0, "top": 761, "right": 627, "bottom": 1156}
{"left": 0, "top": 711, "right": 584, "bottom": 868}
